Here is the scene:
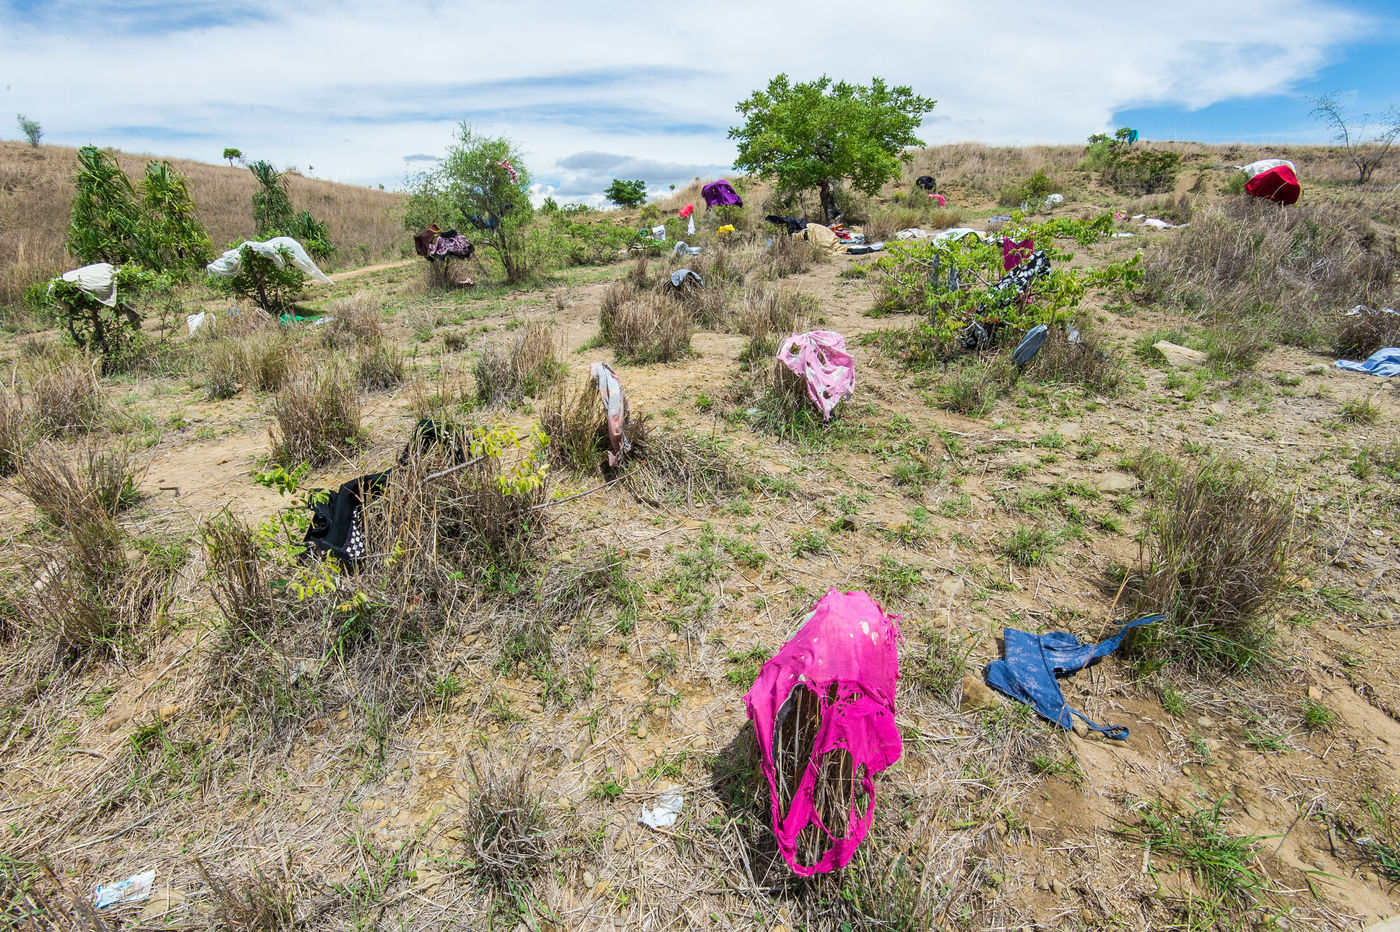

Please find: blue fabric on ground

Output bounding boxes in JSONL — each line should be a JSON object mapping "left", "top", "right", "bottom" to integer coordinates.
{"left": 984, "top": 614, "right": 1163, "bottom": 740}
{"left": 1336, "top": 348, "right": 1400, "bottom": 377}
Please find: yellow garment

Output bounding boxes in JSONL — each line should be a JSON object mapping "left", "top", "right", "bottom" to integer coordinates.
{"left": 717, "top": 224, "right": 735, "bottom": 236}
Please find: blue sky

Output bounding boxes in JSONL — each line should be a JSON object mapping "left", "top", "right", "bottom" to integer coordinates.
{"left": 0, "top": 0, "right": 1391, "bottom": 203}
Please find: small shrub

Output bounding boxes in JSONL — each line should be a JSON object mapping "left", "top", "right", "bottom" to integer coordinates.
{"left": 474, "top": 321, "right": 562, "bottom": 407}
{"left": 938, "top": 356, "right": 1012, "bottom": 416}
{"left": 540, "top": 377, "right": 609, "bottom": 475}
{"left": 599, "top": 292, "right": 693, "bottom": 363}
{"left": 29, "top": 265, "right": 158, "bottom": 374}
{"left": 1201, "top": 324, "right": 1269, "bottom": 373}
{"left": 737, "top": 286, "right": 816, "bottom": 338}
{"left": 1026, "top": 327, "right": 1123, "bottom": 394}
{"left": 355, "top": 342, "right": 406, "bottom": 391}
{"left": 268, "top": 369, "right": 363, "bottom": 467}
{"left": 243, "top": 333, "right": 292, "bottom": 392}
{"left": 195, "top": 861, "right": 300, "bottom": 932}
{"left": 30, "top": 357, "right": 104, "bottom": 435}
{"left": 1132, "top": 456, "right": 1294, "bottom": 671}
{"left": 998, "top": 525, "right": 1059, "bottom": 567}
{"left": 1337, "top": 397, "right": 1381, "bottom": 425}
{"left": 212, "top": 245, "right": 308, "bottom": 313}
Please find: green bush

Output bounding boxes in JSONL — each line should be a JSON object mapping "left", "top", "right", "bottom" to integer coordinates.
{"left": 212, "top": 245, "right": 307, "bottom": 312}
{"left": 1102, "top": 149, "right": 1181, "bottom": 196}
{"left": 28, "top": 266, "right": 166, "bottom": 373}
{"left": 998, "top": 170, "right": 1056, "bottom": 207}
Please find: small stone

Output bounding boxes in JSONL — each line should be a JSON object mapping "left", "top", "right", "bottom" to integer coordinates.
{"left": 1245, "top": 803, "right": 1264, "bottom": 820}
{"left": 1050, "top": 879, "right": 1066, "bottom": 895}
{"left": 1057, "top": 421, "right": 1083, "bottom": 441}
{"left": 667, "top": 633, "right": 678, "bottom": 643}
{"left": 1071, "top": 719, "right": 1089, "bottom": 738}
{"left": 1380, "top": 608, "right": 1395, "bottom": 622}
{"left": 159, "top": 704, "right": 178, "bottom": 721}
{"left": 959, "top": 676, "right": 1002, "bottom": 713}
{"left": 1196, "top": 716, "right": 1213, "bottom": 728}
{"left": 1094, "top": 472, "right": 1138, "bottom": 493}
{"left": 940, "top": 577, "right": 964, "bottom": 598}
{"left": 636, "top": 725, "right": 648, "bottom": 739}
{"left": 1307, "top": 686, "right": 1322, "bottom": 701}
{"left": 530, "top": 703, "right": 544, "bottom": 714}
{"left": 582, "top": 870, "right": 596, "bottom": 888}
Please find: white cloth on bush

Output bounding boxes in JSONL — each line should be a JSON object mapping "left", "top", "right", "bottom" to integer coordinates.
{"left": 1238, "top": 159, "right": 1295, "bottom": 178}
{"left": 58, "top": 263, "right": 117, "bottom": 306}
{"left": 206, "top": 236, "right": 332, "bottom": 283}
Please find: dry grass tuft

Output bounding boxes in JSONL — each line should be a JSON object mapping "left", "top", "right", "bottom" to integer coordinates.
{"left": 863, "top": 205, "right": 966, "bottom": 242}
{"left": 599, "top": 292, "right": 692, "bottom": 363}
{"left": 203, "top": 339, "right": 247, "bottom": 400}
{"left": 1333, "top": 306, "right": 1400, "bottom": 361}
{"left": 737, "top": 286, "right": 817, "bottom": 338}
{"left": 629, "top": 429, "right": 749, "bottom": 503}
{"left": 243, "top": 333, "right": 293, "bottom": 393}
{"left": 457, "top": 753, "right": 563, "bottom": 890}
{"left": 1026, "top": 327, "right": 1123, "bottom": 394}
{"left": 538, "top": 376, "right": 646, "bottom": 476}
{"left": 319, "top": 292, "right": 385, "bottom": 348}
{"left": 197, "top": 861, "right": 307, "bottom": 932}
{"left": 474, "top": 321, "right": 562, "bottom": 407}
{"left": 757, "top": 234, "right": 826, "bottom": 279}
{"left": 17, "top": 442, "right": 143, "bottom": 526}
{"left": 1131, "top": 453, "right": 1296, "bottom": 671}
{"left": 354, "top": 341, "right": 406, "bottom": 391}
{"left": 0, "top": 379, "right": 28, "bottom": 476}
{"left": 268, "top": 368, "right": 363, "bottom": 467}
{"left": 29, "top": 357, "right": 103, "bottom": 435}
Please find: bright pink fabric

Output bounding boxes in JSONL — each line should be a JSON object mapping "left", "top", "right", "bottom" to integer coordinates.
{"left": 776, "top": 330, "right": 855, "bottom": 420}
{"left": 1002, "top": 236, "right": 1034, "bottom": 270}
{"left": 1246, "top": 165, "right": 1301, "bottom": 205}
{"left": 743, "top": 589, "right": 902, "bottom": 876}
{"left": 927, "top": 193, "right": 946, "bottom": 206}
{"left": 679, "top": 204, "right": 694, "bottom": 218}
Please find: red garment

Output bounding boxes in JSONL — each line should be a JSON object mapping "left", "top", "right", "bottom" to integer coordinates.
{"left": 1002, "top": 237, "right": 1034, "bottom": 271}
{"left": 1245, "top": 165, "right": 1301, "bottom": 205}
{"left": 679, "top": 204, "right": 694, "bottom": 218}
{"left": 743, "top": 589, "right": 901, "bottom": 876}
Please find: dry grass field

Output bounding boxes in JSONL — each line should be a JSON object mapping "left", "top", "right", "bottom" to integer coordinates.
{"left": 0, "top": 140, "right": 1398, "bottom": 931}
{"left": 0, "top": 141, "right": 407, "bottom": 305}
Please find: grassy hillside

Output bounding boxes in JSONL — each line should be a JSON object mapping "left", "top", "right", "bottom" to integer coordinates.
{"left": 0, "top": 141, "right": 407, "bottom": 303}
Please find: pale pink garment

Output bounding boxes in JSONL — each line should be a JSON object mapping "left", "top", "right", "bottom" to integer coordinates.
{"left": 776, "top": 331, "right": 855, "bottom": 420}
{"left": 590, "top": 362, "right": 630, "bottom": 467}
{"left": 743, "top": 589, "right": 902, "bottom": 875}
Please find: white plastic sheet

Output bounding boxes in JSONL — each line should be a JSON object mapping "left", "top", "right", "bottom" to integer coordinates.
{"left": 639, "top": 789, "right": 684, "bottom": 830}
{"left": 94, "top": 869, "right": 155, "bottom": 909}
{"left": 58, "top": 263, "right": 117, "bottom": 306}
{"left": 206, "top": 236, "right": 332, "bottom": 284}
{"left": 1238, "top": 159, "right": 1296, "bottom": 178}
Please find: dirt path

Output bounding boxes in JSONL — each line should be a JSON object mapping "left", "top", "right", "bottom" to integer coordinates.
{"left": 325, "top": 257, "right": 416, "bottom": 282}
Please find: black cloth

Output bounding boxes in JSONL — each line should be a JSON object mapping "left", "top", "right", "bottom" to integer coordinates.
{"left": 915, "top": 175, "right": 937, "bottom": 191}
{"left": 302, "top": 419, "right": 465, "bottom": 566}
{"left": 991, "top": 250, "right": 1050, "bottom": 298}
{"left": 765, "top": 214, "right": 807, "bottom": 234}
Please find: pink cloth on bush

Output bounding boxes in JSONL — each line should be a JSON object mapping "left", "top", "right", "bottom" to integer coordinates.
{"left": 1002, "top": 236, "right": 1034, "bottom": 270}
{"left": 927, "top": 193, "right": 946, "bottom": 206}
{"left": 776, "top": 330, "right": 855, "bottom": 420}
{"left": 743, "top": 589, "right": 902, "bottom": 876}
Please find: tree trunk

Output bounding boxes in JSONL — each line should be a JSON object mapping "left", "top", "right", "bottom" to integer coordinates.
{"left": 817, "top": 179, "right": 841, "bottom": 225}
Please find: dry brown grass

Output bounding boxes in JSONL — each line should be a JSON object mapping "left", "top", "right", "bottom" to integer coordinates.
{"left": 0, "top": 376, "right": 28, "bottom": 476}
{"left": 268, "top": 368, "right": 363, "bottom": 467}
{"left": 18, "top": 442, "right": 143, "bottom": 527}
{"left": 599, "top": 291, "right": 693, "bottom": 363}
{"left": 29, "top": 356, "right": 104, "bottom": 435}
{"left": 354, "top": 340, "right": 406, "bottom": 391}
{"left": 737, "top": 286, "right": 817, "bottom": 338}
{"left": 1026, "top": 326, "right": 1124, "bottom": 394}
{"left": 319, "top": 292, "right": 385, "bottom": 348}
{"left": 1333, "top": 305, "right": 1400, "bottom": 360}
{"left": 473, "top": 321, "right": 562, "bottom": 407}
{"left": 243, "top": 332, "right": 294, "bottom": 393}
{"left": 0, "top": 140, "right": 406, "bottom": 305}
{"left": 457, "top": 753, "right": 565, "bottom": 890}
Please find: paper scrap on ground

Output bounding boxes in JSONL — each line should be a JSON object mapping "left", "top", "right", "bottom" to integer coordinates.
{"left": 639, "top": 789, "right": 684, "bottom": 829}
{"left": 94, "top": 869, "right": 155, "bottom": 909}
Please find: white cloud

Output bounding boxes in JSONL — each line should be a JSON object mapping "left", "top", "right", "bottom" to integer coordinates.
{"left": 0, "top": 0, "right": 1371, "bottom": 195}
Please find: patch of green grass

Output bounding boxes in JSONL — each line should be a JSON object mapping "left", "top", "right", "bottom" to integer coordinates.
{"left": 1133, "top": 796, "right": 1266, "bottom": 908}
{"left": 791, "top": 529, "right": 830, "bottom": 557}
{"left": 863, "top": 556, "right": 923, "bottom": 603}
{"left": 1337, "top": 397, "right": 1380, "bottom": 425}
{"left": 725, "top": 645, "right": 769, "bottom": 689}
{"left": 997, "top": 525, "right": 1059, "bottom": 567}
{"left": 906, "top": 626, "right": 974, "bottom": 698}
{"left": 1302, "top": 698, "right": 1335, "bottom": 730}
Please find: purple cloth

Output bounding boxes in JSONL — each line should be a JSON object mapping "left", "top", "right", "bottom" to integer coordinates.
{"left": 701, "top": 179, "right": 743, "bottom": 208}
{"left": 429, "top": 233, "right": 473, "bottom": 260}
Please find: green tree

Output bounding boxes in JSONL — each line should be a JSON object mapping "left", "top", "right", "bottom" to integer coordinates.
{"left": 403, "top": 124, "right": 536, "bottom": 284}
{"left": 249, "top": 160, "right": 293, "bottom": 234}
{"left": 138, "top": 160, "right": 212, "bottom": 270}
{"left": 211, "top": 245, "right": 307, "bottom": 312}
{"left": 604, "top": 178, "right": 647, "bottom": 208}
{"left": 222, "top": 147, "right": 243, "bottom": 166}
{"left": 16, "top": 113, "right": 42, "bottom": 147}
{"left": 68, "top": 146, "right": 146, "bottom": 265}
{"left": 729, "top": 74, "right": 935, "bottom": 223}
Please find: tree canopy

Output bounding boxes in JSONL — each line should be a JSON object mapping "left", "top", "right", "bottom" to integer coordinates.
{"left": 604, "top": 178, "right": 647, "bottom": 208}
{"left": 729, "top": 75, "right": 935, "bottom": 222}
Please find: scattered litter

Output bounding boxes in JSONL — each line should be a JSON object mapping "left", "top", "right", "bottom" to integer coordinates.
{"left": 894, "top": 228, "right": 930, "bottom": 240}
{"left": 1130, "top": 213, "right": 1145, "bottom": 219}
{"left": 1044, "top": 193, "right": 1064, "bottom": 207}
{"left": 671, "top": 241, "right": 703, "bottom": 256}
{"left": 985, "top": 615, "right": 1163, "bottom": 740}
{"left": 765, "top": 214, "right": 807, "bottom": 234}
{"left": 744, "top": 589, "right": 902, "bottom": 875}
{"left": 207, "top": 236, "right": 333, "bottom": 284}
{"left": 413, "top": 226, "right": 474, "bottom": 261}
{"left": 846, "top": 242, "right": 884, "bottom": 254}
{"left": 186, "top": 311, "right": 212, "bottom": 336}
{"left": 1110, "top": 232, "right": 1135, "bottom": 238}
{"left": 1336, "top": 347, "right": 1400, "bottom": 377}
{"left": 669, "top": 268, "right": 703, "bottom": 290}
{"left": 1012, "top": 324, "right": 1049, "bottom": 368}
{"left": 932, "top": 227, "right": 983, "bottom": 243}
{"left": 988, "top": 214, "right": 1012, "bottom": 223}
{"left": 804, "top": 223, "right": 844, "bottom": 253}
{"left": 915, "top": 175, "right": 936, "bottom": 191}
{"left": 716, "top": 224, "right": 735, "bottom": 236}
{"left": 1348, "top": 304, "right": 1399, "bottom": 317}
{"left": 1141, "top": 218, "right": 1186, "bottom": 229}
{"left": 650, "top": 224, "right": 666, "bottom": 241}
{"left": 1240, "top": 159, "right": 1301, "bottom": 205}
{"left": 638, "top": 789, "right": 684, "bottom": 830}
{"left": 94, "top": 869, "right": 155, "bottom": 909}
{"left": 1113, "top": 211, "right": 1128, "bottom": 220}
{"left": 929, "top": 193, "right": 946, "bottom": 206}
{"left": 776, "top": 330, "right": 855, "bottom": 420}
{"left": 1002, "top": 236, "right": 1034, "bottom": 270}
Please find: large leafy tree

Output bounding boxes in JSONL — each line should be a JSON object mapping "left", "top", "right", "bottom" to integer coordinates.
{"left": 729, "top": 75, "right": 935, "bottom": 223}
{"left": 403, "top": 123, "right": 535, "bottom": 284}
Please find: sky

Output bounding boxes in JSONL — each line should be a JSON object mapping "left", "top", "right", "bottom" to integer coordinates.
{"left": 1, "top": 0, "right": 1395, "bottom": 204}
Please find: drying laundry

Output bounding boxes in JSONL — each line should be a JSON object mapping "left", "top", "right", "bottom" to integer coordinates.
{"left": 776, "top": 330, "right": 855, "bottom": 420}
{"left": 207, "top": 237, "right": 333, "bottom": 284}
{"left": 591, "top": 362, "right": 631, "bottom": 467}
{"left": 1336, "top": 348, "right": 1400, "bottom": 377}
{"left": 743, "top": 589, "right": 902, "bottom": 876}
{"left": 984, "top": 615, "right": 1163, "bottom": 739}
{"left": 701, "top": 179, "right": 742, "bottom": 207}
